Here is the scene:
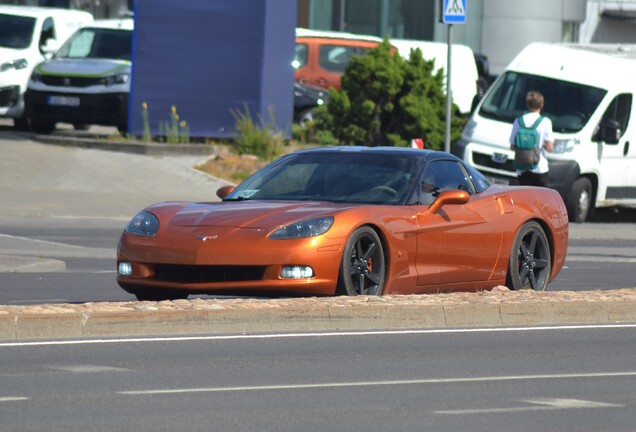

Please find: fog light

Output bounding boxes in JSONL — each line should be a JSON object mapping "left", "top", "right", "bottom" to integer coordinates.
{"left": 118, "top": 261, "right": 132, "bottom": 276}
{"left": 280, "top": 265, "right": 314, "bottom": 279}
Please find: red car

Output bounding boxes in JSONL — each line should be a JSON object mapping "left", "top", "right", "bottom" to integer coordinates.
{"left": 117, "top": 147, "right": 568, "bottom": 301}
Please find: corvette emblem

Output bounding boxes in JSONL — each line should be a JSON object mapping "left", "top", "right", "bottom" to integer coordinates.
{"left": 195, "top": 234, "right": 218, "bottom": 241}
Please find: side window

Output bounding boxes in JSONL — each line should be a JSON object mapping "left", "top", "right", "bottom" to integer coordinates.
{"left": 318, "top": 45, "right": 368, "bottom": 73}
{"left": 598, "top": 93, "right": 632, "bottom": 139}
{"left": 39, "top": 17, "right": 56, "bottom": 50}
{"left": 420, "top": 160, "right": 475, "bottom": 205}
{"left": 293, "top": 43, "right": 308, "bottom": 69}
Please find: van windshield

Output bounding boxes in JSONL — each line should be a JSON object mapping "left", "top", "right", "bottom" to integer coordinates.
{"left": 56, "top": 27, "right": 132, "bottom": 60}
{"left": 479, "top": 71, "right": 607, "bottom": 133}
{"left": 0, "top": 14, "right": 36, "bottom": 50}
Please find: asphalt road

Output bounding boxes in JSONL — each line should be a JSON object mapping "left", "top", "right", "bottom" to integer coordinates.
{"left": 2, "top": 325, "right": 635, "bottom": 431}
{"left": 0, "top": 216, "right": 635, "bottom": 304}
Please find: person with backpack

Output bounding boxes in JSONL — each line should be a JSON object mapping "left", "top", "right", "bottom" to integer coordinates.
{"left": 509, "top": 91, "right": 554, "bottom": 187}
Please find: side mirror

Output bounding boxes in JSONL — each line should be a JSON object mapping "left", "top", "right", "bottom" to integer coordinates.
{"left": 216, "top": 185, "right": 235, "bottom": 199}
{"left": 598, "top": 119, "right": 621, "bottom": 145}
{"left": 429, "top": 189, "right": 470, "bottom": 214}
{"left": 40, "top": 38, "right": 60, "bottom": 55}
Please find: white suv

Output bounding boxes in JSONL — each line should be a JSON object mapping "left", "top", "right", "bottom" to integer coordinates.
{"left": 25, "top": 18, "right": 133, "bottom": 134}
{"left": 0, "top": 6, "right": 93, "bottom": 129}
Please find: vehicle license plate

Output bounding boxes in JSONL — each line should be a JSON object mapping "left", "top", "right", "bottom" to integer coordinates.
{"left": 485, "top": 175, "right": 510, "bottom": 186}
{"left": 48, "top": 95, "right": 80, "bottom": 107}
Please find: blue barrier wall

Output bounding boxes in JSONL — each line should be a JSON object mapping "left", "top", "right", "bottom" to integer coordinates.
{"left": 130, "top": 0, "right": 296, "bottom": 138}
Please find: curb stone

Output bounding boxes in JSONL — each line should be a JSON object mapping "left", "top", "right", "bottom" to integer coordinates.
{"left": 1, "top": 287, "right": 636, "bottom": 341}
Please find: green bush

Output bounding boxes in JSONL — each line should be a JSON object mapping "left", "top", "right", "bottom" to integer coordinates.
{"left": 317, "top": 39, "right": 466, "bottom": 150}
{"left": 231, "top": 105, "right": 285, "bottom": 160}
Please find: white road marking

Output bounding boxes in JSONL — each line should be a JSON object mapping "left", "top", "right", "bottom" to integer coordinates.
{"left": 118, "top": 372, "right": 636, "bottom": 396}
{"left": 3, "top": 324, "right": 636, "bottom": 347}
{"left": 0, "top": 397, "right": 30, "bottom": 402}
{"left": 434, "top": 398, "right": 623, "bottom": 415}
{"left": 49, "top": 365, "right": 130, "bottom": 373}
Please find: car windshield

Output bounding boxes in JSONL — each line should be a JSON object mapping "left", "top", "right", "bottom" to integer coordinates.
{"left": 56, "top": 27, "right": 132, "bottom": 60}
{"left": 479, "top": 71, "right": 607, "bottom": 133}
{"left": 0, "top": 14, "right": 36, "bottom": 49}
{"left": 226, "top": 151, "right": 423, "bottom": 205}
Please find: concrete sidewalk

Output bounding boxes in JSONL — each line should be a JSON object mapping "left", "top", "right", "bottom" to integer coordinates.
{"left": 0, "top": 125, "right": 635, "bottom": 341}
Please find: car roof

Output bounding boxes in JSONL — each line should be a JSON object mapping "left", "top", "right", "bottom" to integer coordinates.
{"left": 292, "top": 146, "right": 457, "bottom": 162}
{"left": 295, "top": 27, "right": 384, "bottom": 43}
{"left": 0, "top": 5, "right": 91, "bottom": 20}
{"left": 86, "top": 18, "right": 134, "bottom": 31}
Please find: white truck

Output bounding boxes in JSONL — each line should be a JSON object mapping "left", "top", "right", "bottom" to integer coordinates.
{"left": 25, "top": 18, "right": 133, "bottom": 134}
{"left": 0, "top": 6, "right": 93, "bottom": 129}
{"left": 455, "top": 42, "right": 636, "bottom": 222}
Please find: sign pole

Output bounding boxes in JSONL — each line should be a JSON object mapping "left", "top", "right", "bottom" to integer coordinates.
{"left": 444, "top": 23, "right": 452, "bottom": 154}
{"left": 440, "top": 0, "right": 466, "bottom": 154}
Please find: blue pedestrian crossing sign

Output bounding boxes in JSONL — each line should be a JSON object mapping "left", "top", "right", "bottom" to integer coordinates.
{"left": 442, "top": 0, "right": 467, "bottom": 24}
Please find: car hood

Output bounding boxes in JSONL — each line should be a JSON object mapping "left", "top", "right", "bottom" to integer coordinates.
{"left": 36, "top": 58, "right": 130, "bottom": 76}
{"left": 154, "top": 200, "right": 354, "bottom": 229}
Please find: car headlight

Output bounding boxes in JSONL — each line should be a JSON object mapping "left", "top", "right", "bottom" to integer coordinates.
{"left": 0, "top": 58, "right": 28, "bottom": 73}
{"left": 124, "top": 211, "right": 159, "bottom": 237}
{"left": 553, "top": 138, "right": 579, "bottom": 154}
{"left": 30, "top": 69, "right": 42, "bottom": 83}
{"left": 269, "top": 216, "right": 334, "bottom": 240}
{"left": 102, "top": 73, "right": 130, "bottom": 86}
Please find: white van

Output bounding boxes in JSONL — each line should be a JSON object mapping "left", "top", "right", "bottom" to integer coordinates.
{"left": 455, "top": 42, "right": 636, "bottom": 222}
{"left": 390, "top": 38, "right": 479, "bottom": 116}
{"left": 0, "top": 6, "right": 93, "bottom": 129}
{"left": 25, "top": 18, "right": 133, "bottom": 134}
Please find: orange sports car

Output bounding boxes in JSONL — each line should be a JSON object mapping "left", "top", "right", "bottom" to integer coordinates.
{"left": 117, "top": 147, "right": 568, "bottom": 301}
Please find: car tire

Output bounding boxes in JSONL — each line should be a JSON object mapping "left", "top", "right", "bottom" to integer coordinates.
{"left": 297, "top": 108, "right": 317, "bottom": 125}
{"left": 132, "top": 288, "right": 189, "bottom": 301}
{"left": 566, "top": 177, "right": 593, "bottom": 223}
{"left": 506, "top": 221, "right": 551, "bottom": 291}
{"left": 13, "top": 115, "right": 31, "bottom": 131}
{"left": 30, "top": 119, "right": 56, "bottom": 134}
{"left": 336, "top": 226, "right": 386, "bottom": 296}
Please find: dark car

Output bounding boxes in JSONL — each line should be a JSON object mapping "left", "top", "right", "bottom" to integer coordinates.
{"left": 293, "top": 81, "right": 329, "bottom": 124}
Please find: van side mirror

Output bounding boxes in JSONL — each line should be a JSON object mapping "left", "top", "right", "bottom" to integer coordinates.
{"left": 597, "top": 119, "right": 621, "bottom": 145}
{"left": 40, "top": 38, "right": 60, "bottom": 55}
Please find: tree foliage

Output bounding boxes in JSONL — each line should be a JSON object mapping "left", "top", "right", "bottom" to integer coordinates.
{"left": 317, "top": 39, "right": 466, "bottom": 151}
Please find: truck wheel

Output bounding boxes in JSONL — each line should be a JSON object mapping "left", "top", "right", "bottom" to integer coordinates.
{"left": 566, "top": 177, "right": 593, "bottom": 223}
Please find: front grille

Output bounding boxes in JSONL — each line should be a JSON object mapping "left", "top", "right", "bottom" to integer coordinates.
{"left": 0, "top": 86, "right": 19, "bottom": 106}
{"left": 472, "top": 151, "right": 515, "bottom": 173}
{"left": 41, "top": 76, "right": 103, "bottom": 87}
{"left": 154, "top": 265, "right": 266, "bottom": 284}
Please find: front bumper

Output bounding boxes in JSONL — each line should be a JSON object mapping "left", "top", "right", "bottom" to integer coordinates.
{"left": 25, "top": 89, "right": 128, "bottom": 127}
{"left": 0, "top": 85, "right": 24, "bottom": 118}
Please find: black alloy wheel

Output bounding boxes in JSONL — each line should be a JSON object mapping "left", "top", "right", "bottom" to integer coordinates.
{"left": 506, "top": 221, "right": 551, "bottom": 291}
{"left": 337, "top": 226, "right": 386, "bottom": 296}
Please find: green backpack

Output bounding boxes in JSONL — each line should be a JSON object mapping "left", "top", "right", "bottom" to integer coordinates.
{"left": 513, "top": 115, "right": 544, "bottom": 170}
